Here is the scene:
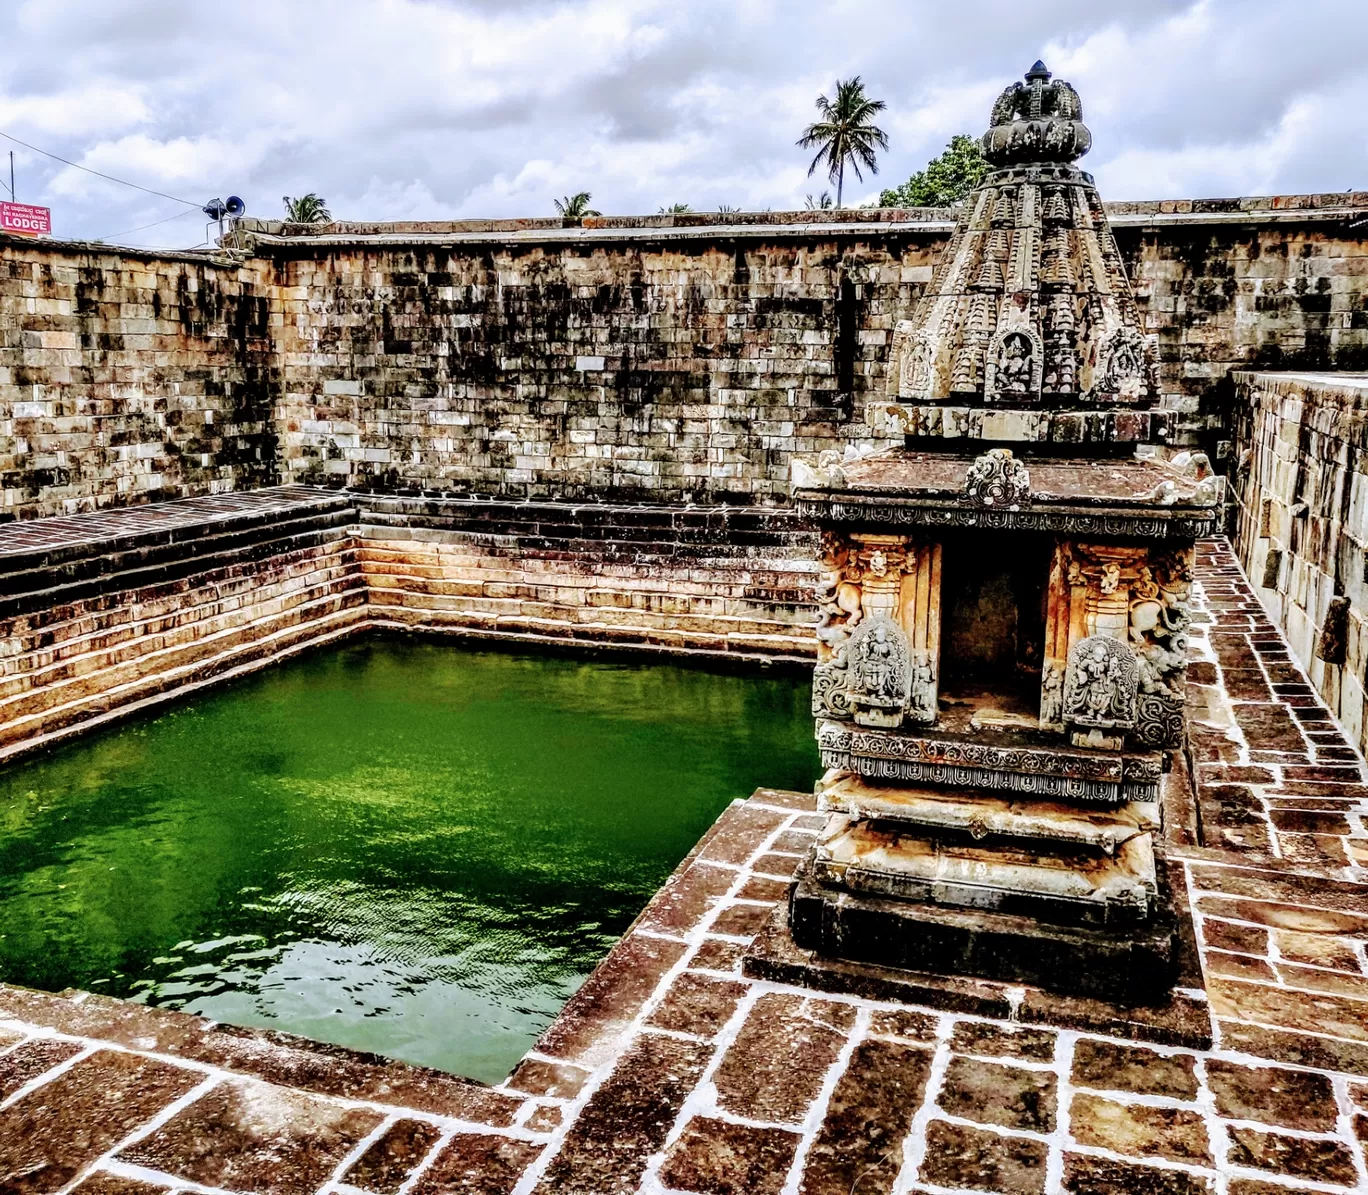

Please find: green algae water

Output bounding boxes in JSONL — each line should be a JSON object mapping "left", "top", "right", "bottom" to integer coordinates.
{"left": 0, "top": 638, "right": 817, "bottom": 1082}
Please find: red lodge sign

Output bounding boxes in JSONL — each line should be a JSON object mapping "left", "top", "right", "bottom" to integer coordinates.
{"left": 0, "top": 202, "right": 51, "bottom": 236}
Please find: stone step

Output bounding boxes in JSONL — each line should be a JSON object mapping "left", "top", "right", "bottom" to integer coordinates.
{"left": 811, "top": 814, "right": 1158, "bottom": 929}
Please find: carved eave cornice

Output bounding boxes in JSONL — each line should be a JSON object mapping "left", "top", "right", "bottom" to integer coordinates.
{"left": 816, "top": 719, "right": 1163, "bottom": 804}
{"left": 792, "top": 448, "right": 1222, "bottom": 539}
{"left": 795, "top": 496, "right": 1218, "bottom": 539}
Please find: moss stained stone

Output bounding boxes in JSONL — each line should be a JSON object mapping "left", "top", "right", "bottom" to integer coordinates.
{"left": 1067, "top": 1094, "right": 1211, "bottom": 1165}
{"left": 343, "top": 1119, "right": 445, "bottom": 1194}
{"left": 658, "top": 1117, "right": 802, "bottom": 1195}
{"left": 918, "top": 1120, "right": 1049, "bottom": 1195}
{"left": 119, "top": 1080, "right": 384, "bottom": 1195}
{"left": 799, "top": 1038, "right": 933, "bottom": 1195}
{"left": 533, "top": 1033, "right": 712, "bottom": 1195}
{"left": 938, "top": 1057, "right": 1057, "bottom": 1133}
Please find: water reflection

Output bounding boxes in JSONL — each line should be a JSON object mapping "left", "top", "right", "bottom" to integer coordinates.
{"left": 0, "top": 638, "right": 817, "bottom": 1081}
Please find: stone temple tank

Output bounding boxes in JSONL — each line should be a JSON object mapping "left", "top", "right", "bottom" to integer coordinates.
{"left": 778, "top": 63, "right": 1222, "bottom": 1006}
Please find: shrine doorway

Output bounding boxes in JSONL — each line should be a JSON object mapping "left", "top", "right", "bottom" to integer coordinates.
{"left": 938, "top": 530, "right": 1052, "bottom": 721}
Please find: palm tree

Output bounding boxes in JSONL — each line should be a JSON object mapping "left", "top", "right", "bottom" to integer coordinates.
{"left": 659, "top": 203, "right": 693, "bottom": 214}
{"left": 554, "top": 192, "right": 600, "bottom": 218}
{"left": 717, "top": 203, "right": 740, "bottom": 215}
{"left": 805, "top": 191, "right": 834, "bottom": 210}
{"left": 282, "top": 193, "right": 331, "bottom": 223}
{"left": 797, "top": 77, "right": 889, "bottom": 209}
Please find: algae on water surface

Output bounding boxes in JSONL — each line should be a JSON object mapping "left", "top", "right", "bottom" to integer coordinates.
{"left": 0, "top": 637, "right": 817, "bottom": 1082}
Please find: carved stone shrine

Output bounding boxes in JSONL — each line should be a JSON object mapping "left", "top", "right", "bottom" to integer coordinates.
{"left": 785, "top": 62, "right": 1221, "bottom": 1003}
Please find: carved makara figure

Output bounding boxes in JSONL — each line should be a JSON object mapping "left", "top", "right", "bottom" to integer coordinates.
{"left": 814, "top": 533, "right": 862, "bottom": 649}
{"left": 965, "top": 448, "right": 1031, "bottom": 509}
{"left": 1063, "top": 635, "right": 1139, "bottom": 730}
{"left": 812, "top": 533, "right": 863, "bottom": 720}
{"left": 1127, "top": 551, "right": 1194, "bottom": 747}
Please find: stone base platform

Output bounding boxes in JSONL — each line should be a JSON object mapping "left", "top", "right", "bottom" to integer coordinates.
{"left": 760, "top": 867, "right": 1210, "bottom": 1048}
{"left": 786, "top": 856, "right": 1185, "bottom": 1003}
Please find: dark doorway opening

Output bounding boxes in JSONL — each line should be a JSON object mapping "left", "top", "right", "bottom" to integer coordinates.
{"left": 939, "top": 531, "right": 1052, "bottom": 719}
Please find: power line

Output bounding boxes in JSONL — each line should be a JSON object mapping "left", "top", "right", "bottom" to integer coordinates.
{"left": 0, "top": 129, "right": 203, "bottom": 208}
{"left": 94, "top": 206, "right": 203, "bottom": 244}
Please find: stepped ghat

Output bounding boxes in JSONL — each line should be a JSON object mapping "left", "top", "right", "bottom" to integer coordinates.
{"left": 775, "top": 63, "right": 1222, "bottom": 1013}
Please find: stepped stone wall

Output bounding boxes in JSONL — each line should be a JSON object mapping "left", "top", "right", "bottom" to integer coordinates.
{"left": 4, "top": 193, "right": 1368, "bottom": 519}
{"left": 0, "top": 488, "right": 364, "bottom": 759}
{"left": 1230, "top": 370, "right": 1368, "bottom": 755}
{"left": 357, "top": 496, "right": 815, "bottom": 663}
{"left": 0, "top": 487, "right": 815, "bottom": 759}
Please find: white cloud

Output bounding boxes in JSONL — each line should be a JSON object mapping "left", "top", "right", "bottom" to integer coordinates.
{"left": 0, "top": 0, "right": 1360, "bottom": 247}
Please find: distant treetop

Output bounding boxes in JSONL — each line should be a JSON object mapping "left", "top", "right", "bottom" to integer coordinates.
{"left": 283, "top": 193, "right": 331, "bottom": 223}
{"left": 797, "top": 76, "right": 888, "bottom": 209}
{"left": 878, "top": 135, "right": 988, "bottom": 208}
{"left": 555, "top": 192, "right": 600, "bottom": 218}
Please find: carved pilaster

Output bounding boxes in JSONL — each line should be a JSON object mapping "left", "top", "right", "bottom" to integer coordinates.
{"left": 1041, "top": 540, "right": 1194, "bottom": 749}
{"left": 811, "top": 532, "right": 942, "bottom": 729}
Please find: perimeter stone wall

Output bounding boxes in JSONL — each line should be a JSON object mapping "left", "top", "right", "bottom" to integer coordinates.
{"left": 4, "top": 193, "right": 1368, "bottom": 519}
{"left": 264, "top": 196, "right": 1368, "bottom": 503}
{"left": 0, "top": 239, "right": 278, "bottom": 519}
{"left": 1230, "top": 370, "right": 1368, "bottom": 754}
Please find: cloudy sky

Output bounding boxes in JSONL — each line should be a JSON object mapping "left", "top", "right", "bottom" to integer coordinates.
{"left": 0, "top": 0, "right": 1363, "bottom": 248}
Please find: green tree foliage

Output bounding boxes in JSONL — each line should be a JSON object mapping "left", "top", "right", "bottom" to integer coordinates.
{"left": 659, "top": 203, "right": 693, "bottom": 214}
{"left": 554, "top": 192, "right": 601, "bottom": 218}
{"left": 797, "top": 76, "right": 888, "bottom": 209}
{"left": 878, "top": 135, "right": 988, "bottom": 208}
{"left": 282, "top": 193, "right": 332, "bottom": 223}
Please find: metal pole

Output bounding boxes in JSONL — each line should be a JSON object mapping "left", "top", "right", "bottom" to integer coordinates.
{"left": 9, "top": 152, "right": 13, "bottom": 202}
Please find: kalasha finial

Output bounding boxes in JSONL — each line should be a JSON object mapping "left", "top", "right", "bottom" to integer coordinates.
{"left": 981, "top": 62, "right": 1092, "bottom": 167}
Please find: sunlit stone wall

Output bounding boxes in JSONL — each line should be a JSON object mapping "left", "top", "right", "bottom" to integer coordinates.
{"left": 1231, "top": 371, "right": 1368, "bottom": 752}
{"left": 0, "top": 241, "right": 277, "bottom": 519}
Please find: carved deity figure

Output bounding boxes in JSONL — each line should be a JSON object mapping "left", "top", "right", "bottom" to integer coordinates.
{"left": 907, "top": 649, "right": 937, "bottom": 724}
{"left": 998, "top": 332, "right": 1033, "bottom": 395}
{"left": 846, "top": 615, "right": 913, "bottom": 729}
{"left": 889, "top": 321, "right": 932, "bottom": 399}
{"left": 1062, "top": 635, "right": 1139, "bottom": 729}
{"left": 1098, "top": 327, "right": 1148, "bottom": 399}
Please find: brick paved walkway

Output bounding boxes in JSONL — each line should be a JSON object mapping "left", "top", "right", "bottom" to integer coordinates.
{"left": 3, "top": 539, "right": 1368, "bottom": 1194}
